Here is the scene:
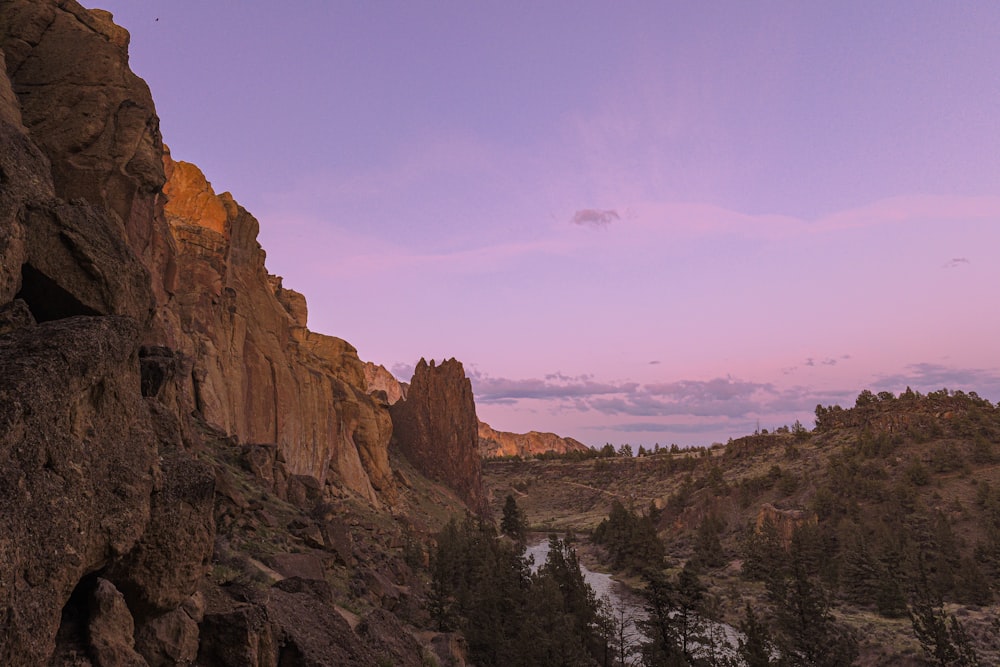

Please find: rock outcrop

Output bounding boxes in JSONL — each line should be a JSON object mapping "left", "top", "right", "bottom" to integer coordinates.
{"left": 478, "top": 421, "right": 590, "bottom": 459}
{"left": 390, "top": 358, "right": 489, "bottom": 515}
{"left": 364, "top": 361, "right": 408, "bottom": 404}
{"left": 754, "top": 503, "right": 818, "bottom": 549}
{"left": 160, "top": 153, "right": 394, "bottom": 504}
{"left": 0, "top": 0, "right": 179, "bottom": 342}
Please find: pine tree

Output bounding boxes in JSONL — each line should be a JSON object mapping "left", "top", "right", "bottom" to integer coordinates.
{"left": 767, "top": 529, "right": 858, "bottom": 666}
{"left": 500, "top": 494, "right": 528, "bottom": 543}
{"left": 737, "top": 602, "right": 773, "bottom": 667}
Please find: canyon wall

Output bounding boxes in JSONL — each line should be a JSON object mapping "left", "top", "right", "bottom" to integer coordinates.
{"left": 161, "top": 152, "right": 394, "bottom": 503}
{"left": 0, "top": 1, "right": 493, "bottom": 662}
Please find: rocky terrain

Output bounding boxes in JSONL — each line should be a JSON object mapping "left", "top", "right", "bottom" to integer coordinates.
{"left": 362, "top": 361, "right": 586, "bottom": 462}
{"left": 0, "top": 2, "right": 485, "bottom": 664}
{"left": 478, "top": 421, "right": 589, "bottom": 460}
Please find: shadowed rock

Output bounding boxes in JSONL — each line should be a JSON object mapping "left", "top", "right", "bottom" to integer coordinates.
{"left": 391, "top": 358, "right": 489, "bottom": 515}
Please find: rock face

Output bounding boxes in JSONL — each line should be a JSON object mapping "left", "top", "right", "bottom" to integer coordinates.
{"left": 0, "top": 0, "right": 179, "bottom": 342}
{"left": 478, "top": 421, "right": 590, "bottom": 459}
{"left": 755, "top": 503, "right": 817, "bottom": 549}
{"left": 0, "top": 317, "right": 157, "bottom": 665}
{"left": 364, "top": 361, "right": 408, "bottom": 405}
{"left": 0, "top": 1, "right": 490, "bottom": 664}
{"left": 160, "top": 152, "right": 394, "bottom": 504}
{"left": 391, "top": 359, "right": 489, "bottom": 515}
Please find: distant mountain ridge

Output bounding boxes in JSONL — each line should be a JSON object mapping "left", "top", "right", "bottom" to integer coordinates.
{"left": 478, "top": 420, "right": 590, "bottom": 459}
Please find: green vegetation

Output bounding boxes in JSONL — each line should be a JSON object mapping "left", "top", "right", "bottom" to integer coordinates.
{"left": 483, "top": 387, "right": 1000, "bottom": 665}
{"left": 592, "top": 499, "right": 665, "bottom": 573}
{"left": 430, "top": 517, "right": 609, "bottom": 666}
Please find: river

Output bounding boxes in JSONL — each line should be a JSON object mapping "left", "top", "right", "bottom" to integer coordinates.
{"left": 525, "top": 536, "right": 745, "bottom": 665}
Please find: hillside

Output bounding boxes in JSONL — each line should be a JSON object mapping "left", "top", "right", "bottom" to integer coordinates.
{"left": 483, "top": 389, "right": 1000, "bottom": 665}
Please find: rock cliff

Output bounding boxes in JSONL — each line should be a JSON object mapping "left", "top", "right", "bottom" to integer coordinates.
{"left": 160, "top": 151, "right": 394, "bottom": 504}
{"left": 0, "top": 1, "right": 493, "bottom": 663}
{"left": 391, "top": 359, "right": 490, "bottom": 515}
{"left": 478, "top": 421, "right": 590, "bottom": 459}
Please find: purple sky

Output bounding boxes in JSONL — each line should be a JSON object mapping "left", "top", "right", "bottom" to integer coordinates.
{"left": 91, "top": 1, "right": 1000, "bottom": 447}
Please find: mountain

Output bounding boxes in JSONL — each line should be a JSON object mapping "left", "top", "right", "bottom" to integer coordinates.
{"left": 4, "top": 3, "right": 998, "bottom": 666}
{"left": 478, "top": 421, "right": 590, "bottom": 459}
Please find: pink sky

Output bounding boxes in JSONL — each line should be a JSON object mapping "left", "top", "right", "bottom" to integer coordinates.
{"left": 91, "top": 1, "right": 1000, "bottom": 447}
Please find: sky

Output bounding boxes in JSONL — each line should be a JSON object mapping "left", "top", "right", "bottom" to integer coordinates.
{"left": 90, "top": 1, "right": 1000, "bottom": 448}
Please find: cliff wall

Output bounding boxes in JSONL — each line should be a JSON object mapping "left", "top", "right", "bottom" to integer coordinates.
{"left": 478, "top": 421, "right": 590, "bottom": 459}
{"left": 0, "top": 2, "right": 489, "bottom": 662}
{"left": 161, "top": 152, "right": 393, "bottom": 503}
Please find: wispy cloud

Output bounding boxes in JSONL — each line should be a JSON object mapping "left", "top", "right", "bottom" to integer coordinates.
{"left": 469, "top": 370, "right": 843, "bottom": 421}
{"left": 943, "top": 257, "right": 970, "bottom": 269}
{"left": 391, "top": 362, "right": 415, "bottom": 380}
{"left": 571, "top": 208, "right": 620, "bottom": 227}
{"left": 471, "top": 370, "right": 636, "bottom": 402}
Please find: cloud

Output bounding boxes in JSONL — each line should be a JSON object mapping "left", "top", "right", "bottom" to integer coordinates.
{"left": 391, "top": 362, "right": 415, "bottom": 380}
{"left": 471, "top": 371, "right": 785, "bottom": 420}
{"left": 597, "top": 421, "right": 753, "bottom": 435}
{"left": 571, "top": 208, "right": 620, "bottom": 227}
{"left": 943, "top": 257, "right": 970, "bottom": 269}
{"left": 470, "top": 370, "right": 636, "bottom": 403}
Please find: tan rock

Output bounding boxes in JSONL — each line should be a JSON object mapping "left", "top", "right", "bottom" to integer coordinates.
{"left": 364, "top": 362, "right": 408, "bottom": 404}
{"left": 160, "top": 153, "right": 394, "bottom": 505}
{"left": 0, "top": 0, "right": 181, "bottom": 346}
{"left": 162, "top": 154, "right": 228, "bottom": 234}
{"left": 478, "top": 420, "right": 590, "bottom": 459}
{"left": 0, "top": 0, "right": 164, "bottom": 227}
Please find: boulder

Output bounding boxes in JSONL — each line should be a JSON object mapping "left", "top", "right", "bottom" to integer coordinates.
{"left": 134, "top": 593, "right": 203, "bottom": 667}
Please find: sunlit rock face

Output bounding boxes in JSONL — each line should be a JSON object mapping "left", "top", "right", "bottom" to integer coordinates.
{"left": 478, "top": 421, "right": 590, "bottom": 459}
{"left": 391, "top": 358, "right": 489, "bottom": 515}
{"left": 364, "top": 361, "right": 408, "bottom": 404}
{"left": 161, "top": 152, "right": 395, "bottom": 503}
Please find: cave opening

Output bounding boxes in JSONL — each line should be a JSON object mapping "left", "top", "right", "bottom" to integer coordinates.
{"left": 50, "top": 571, "right": 102, "bottom": 665}
{"left": 14, "top": 263, "right": 100, "bottom": 323}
